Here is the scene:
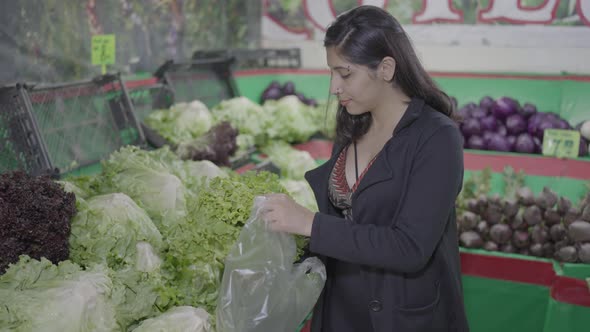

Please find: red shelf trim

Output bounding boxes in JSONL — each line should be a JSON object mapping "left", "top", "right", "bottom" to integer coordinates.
{"left": 294, "top": 140, "right": 334, "bottom": 160}
{"left": 460, "top": 251, "right": 556, "bottom": 286}
{"left": 464, "top": 151, "right": 590, "bottom": 180}
{"left": 125, "top": 78, "right": 158, "bottom": 89}
{"left": 461, "top": 252, "right": 590, "bottom": 307}
{"left": 551, "top": 276, "right": 590, "bottom": 307}
{"left": 235, "top": 163, "right": 256, "bottom": 174}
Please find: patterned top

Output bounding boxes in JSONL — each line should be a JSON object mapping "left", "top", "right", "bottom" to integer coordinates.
{"left": 328, "top": 144, "right": 378, "bottom": 221}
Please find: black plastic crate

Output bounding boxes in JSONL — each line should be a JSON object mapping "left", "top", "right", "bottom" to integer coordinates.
{"left": 0, "top": 86, "right": 53, "bottom": 176}
{"left": 125, "top": 81, "right": 174, "bottom": 148}
{"left": 193, "top": 48, "right": 301, "bottom": 69}
{"left": 23, "top": 73, "right": 145, "bottom": 175}
{"left": 154, "top": 57, "right": 239, "bottom": 108}
{"left": 125, "top": 82, "right": 173, "bottom": 122}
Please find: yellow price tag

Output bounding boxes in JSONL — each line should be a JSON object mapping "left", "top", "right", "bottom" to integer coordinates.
{"left": 91, "top": 35, "right": 116, "bottom": 66}
{"left": 542, "top": 129, "right": 580, "bottom": 159}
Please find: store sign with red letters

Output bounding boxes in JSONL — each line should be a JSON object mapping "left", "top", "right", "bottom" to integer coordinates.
{"left": 262, "top": 0, "right": 590, "bottom": 42}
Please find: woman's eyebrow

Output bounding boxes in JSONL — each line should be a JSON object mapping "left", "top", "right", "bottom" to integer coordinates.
{"left": 330, "top": 65, "right": 351, "bottom": 71}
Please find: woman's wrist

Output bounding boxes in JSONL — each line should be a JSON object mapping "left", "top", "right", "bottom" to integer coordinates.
{"left": 304, "top": 212, "right": 317, "bottom": 237}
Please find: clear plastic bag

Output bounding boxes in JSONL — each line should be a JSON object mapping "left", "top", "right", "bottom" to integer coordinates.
{"left": 216, "top": 196, "right": 326, "bottom": 332}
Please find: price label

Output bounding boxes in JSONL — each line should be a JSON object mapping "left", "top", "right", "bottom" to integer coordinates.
{"left": 91, "top": 35, "right": 116, "bottom": 65}
{"left": 542, "top": 129, "right": 580, "bottom": 158}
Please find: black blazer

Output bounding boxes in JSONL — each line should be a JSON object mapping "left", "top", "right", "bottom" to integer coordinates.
{"left": 304, "top": 98, "right": 470, "bottom": 332}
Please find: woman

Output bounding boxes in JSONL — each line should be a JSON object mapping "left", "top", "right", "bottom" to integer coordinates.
{"left": 261, "top": 5, "right": 469, "bottom": 332}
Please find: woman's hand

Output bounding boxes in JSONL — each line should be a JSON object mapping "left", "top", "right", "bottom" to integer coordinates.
{"left": 260, "top": 193, "right": 316, "bottom": 237}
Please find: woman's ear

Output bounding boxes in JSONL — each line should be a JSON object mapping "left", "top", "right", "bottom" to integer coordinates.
{"left": 380, "top": 57, "right": 396, "bottom": 82}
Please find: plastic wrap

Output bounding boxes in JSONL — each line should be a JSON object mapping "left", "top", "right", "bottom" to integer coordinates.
{"left": 216, "top": 196, "right": 325, "bottom": 332}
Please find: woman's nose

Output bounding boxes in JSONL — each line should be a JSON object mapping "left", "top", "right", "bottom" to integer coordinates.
{"left": 329, "top": 79, "right": 341, "bottom": 96}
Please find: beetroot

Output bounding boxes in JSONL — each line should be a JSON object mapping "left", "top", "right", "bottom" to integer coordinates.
{"left": 518, "top": 248, "right": 530, "bottom": 256}
{"left": 579, "top": 192, "right": 590, "bottom": 210}
{"left": 581, "top": 205, "right": 590, "bottom": 222}
{"left": 484, "top": 203, "right": 504, "bottom": 225}
{"left": 523, "top": 205, "right": 543, "bottom": 226}
{"left": 501, "top": 243, "right": 516, "bottom": 253}
{"left": 543, "top": 209, "right": 562, "bottom": 226}
{"left": 476, "top": 194, "right": 489, "bottom": 211}
{"left": 530, "top": 224, "right": 549, "bottom": 244}
{"left": 490, "top": 224, "right": 512, "bottom": 245}
{"left": 459, "top": 211, "right": 479, "bottom": 232}
{"left": 484, "top": 241, "right": 499, "bottom": 251}
{"left": 460, "top": 231, "right": 484, "bottom": 249}
{"left": 550, "top": 224, "right": 567, "bottom": 243}
{"left": 577, "top": 243, "right": 590, "bottom": 264}
{"left": 503, "top": 199, "right": 519, "bottom": 219}
{"left": 563, "top": 207, "right": 581, "bottom": 226}
{"left": 542, "top": 243, "right": 555, "bottom": 258}
{"left": 555, "top": 246, "right": 578, "bottom": 263}
{"left": 489, "top": 194, "right": 502, "bottom": 205}
{"left": 535, "top": 187, "right": 558, "bottom": 209}
{"left": 557, "top": 197, "right": 572, "bottom": 216}
{"left": 517, "top": 187, "right": 535, "bottom": 206}
{"left": 554, "top": 240, "right": 571, "bottom": 252}
{"left": 529, "top": 243, "right": 544, "bottom": 257}
{"left": 512, "top": 230, "right": 530, "bottom": 249}
{"left": 510, "top": 209, "right": 528, "bottom": 230}
{"left": 568, "top": 220, "right": 590, "bottom": 242}
{"left": 476, "top": 221, "right": 490, "bottom": 238}
{"left": 466, "top": 199, "right": 479, "bottom": 213}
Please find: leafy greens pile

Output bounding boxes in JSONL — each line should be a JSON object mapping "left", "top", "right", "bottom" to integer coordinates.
{"left": 0, "top": 171, "right": 77, "bottom": 273}
{"left": 1, "top": 144, "right": 314, "bottom": 331}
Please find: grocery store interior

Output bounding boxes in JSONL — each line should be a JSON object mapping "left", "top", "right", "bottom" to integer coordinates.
{"left": 1, "top": 1, "right": 589, "bottom": 331}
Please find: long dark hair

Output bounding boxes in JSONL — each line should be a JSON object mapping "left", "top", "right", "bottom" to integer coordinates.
{"left": 324, "top": 5, "right": 455, "bottom": 145}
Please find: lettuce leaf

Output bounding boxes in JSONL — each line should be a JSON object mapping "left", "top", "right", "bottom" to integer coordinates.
{"left": 0, "top": 257, "right": 118, "bottom": 332}
{"left": 261, "top": 141, "right": 318, "bottom": 180}
{"left": 69, "top": 193, "right": 163, "bottom": 270}
{"left": 160, "top": 172, "right": 286, "bottom": 313}
{"left": 132, "top": 306, "right": 212, "bottom": 332}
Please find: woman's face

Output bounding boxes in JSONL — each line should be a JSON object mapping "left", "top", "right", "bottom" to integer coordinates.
{"left": 326, "top": 47, "right": 386, "bottom": 116}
